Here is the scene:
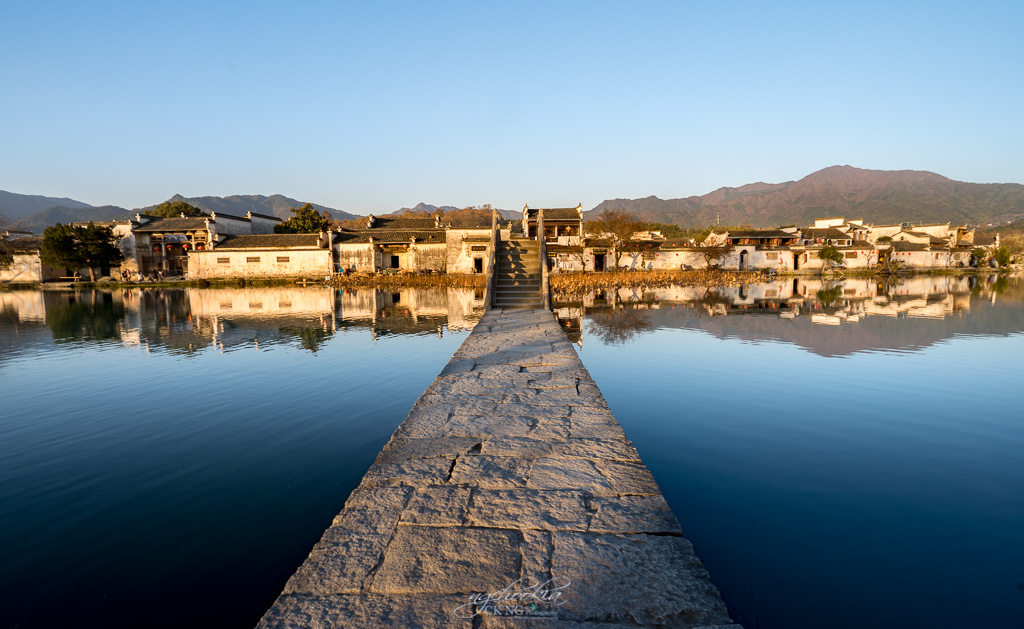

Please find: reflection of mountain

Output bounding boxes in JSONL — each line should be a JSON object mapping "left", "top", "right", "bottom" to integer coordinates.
{"left": 561, "top": 275, "right": 1024, "bottom": 357}
{"left": 0, "top": 286, "right": 487, "bottom": 359}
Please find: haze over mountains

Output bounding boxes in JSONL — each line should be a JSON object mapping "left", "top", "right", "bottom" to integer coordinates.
{"left": 3, "top": 166, "right": 1023, "bottom": 234}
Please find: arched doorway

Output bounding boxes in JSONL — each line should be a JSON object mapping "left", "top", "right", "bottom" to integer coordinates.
{"left": 739, "top": 249, "right": 748, "bottom": 270}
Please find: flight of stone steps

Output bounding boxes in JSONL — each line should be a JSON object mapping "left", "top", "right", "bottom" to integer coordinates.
{"left": 493, "top": 239, "right": 544, "bottom": 308}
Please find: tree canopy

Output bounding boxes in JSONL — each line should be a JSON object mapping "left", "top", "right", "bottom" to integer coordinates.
{"left": 275, "top": 203, "right": 332, "bottom": 234}
{"left": 586, "top": 209, "right": 647, "bottom": 271}
{"left": 149, "top": 200, "right": 208, "bottom": 218}
{"left": 40, "top": 222, "right": 123, "bottom": 281}
{"left": 0, "top": 210, "right": 12, "bottom": 268}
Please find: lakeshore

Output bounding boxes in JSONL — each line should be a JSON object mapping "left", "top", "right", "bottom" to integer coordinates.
{"left": 4, "top": 265, "right": 1014, "bottom": 294}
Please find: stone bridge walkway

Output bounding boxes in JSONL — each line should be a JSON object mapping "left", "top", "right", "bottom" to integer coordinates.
{"left": 257, "top": 308, "right": 739, "bottom": 628}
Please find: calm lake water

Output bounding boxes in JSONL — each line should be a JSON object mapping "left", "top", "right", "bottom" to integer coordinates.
{"left": 1, "top": 276, "right": 1022, "bottom": 628}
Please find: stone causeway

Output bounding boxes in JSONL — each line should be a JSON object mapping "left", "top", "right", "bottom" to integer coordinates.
{"left": 257, "top": 307, "right": 740, "bottom": 628}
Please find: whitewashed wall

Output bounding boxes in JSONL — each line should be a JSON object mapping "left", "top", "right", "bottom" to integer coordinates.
{"left": 188, "top": 249, "right": 332, "bottom": 279}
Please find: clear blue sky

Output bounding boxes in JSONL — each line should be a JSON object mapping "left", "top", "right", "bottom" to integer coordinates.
{"left": 2, "top": 1, "right": 1021, "bottom": 214}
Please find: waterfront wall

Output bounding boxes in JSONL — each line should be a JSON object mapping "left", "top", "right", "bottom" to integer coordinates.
{"left": 188, "top": 249, "right": 333, "bottom": 279}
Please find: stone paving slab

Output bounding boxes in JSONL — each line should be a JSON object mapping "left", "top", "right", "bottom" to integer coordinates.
{"left": 257, "top": 308, "right": 740, "bottom": 628}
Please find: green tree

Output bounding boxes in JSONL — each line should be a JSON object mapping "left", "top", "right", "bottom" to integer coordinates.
{"left": 149, "top": 200, "right": 208, "bottom": 218}
{"left": 0, "top": 210, "right": 12, "bottom": 268}
{"left": 275, "top": 203, "right": 332, "bottom": 234}
{"left": 817, "top": 245, "right": 844, "bottom": 274}
{"left": 40, "top": 222, "right": 123, "bottom": 281}
{"left": 971, "top": 247, "right": 989, "bottom": 267}
{"left": 994, "top": 246, "right": 1011, "bottom": 268}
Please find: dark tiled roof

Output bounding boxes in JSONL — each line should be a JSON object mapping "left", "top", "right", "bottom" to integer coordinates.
{"left": 657, "top": 238, "right": 697, "bottom": 248}
{"left": 849, "top": 240, "right": 874, "bottom": 247}
{"left": 729, "top": 230, "right": 796, "bottom": 239}
{"left": 247, "top": 212, "right": 281, "bottom": 221}
{"left": 369, "top": 217, "right": 438, "bottom": 229}
{"left": 890, "top": 241, "right": 930, "bottom": 251}
{"left": 545, "top": 244, "right": 584, "bottom": 253}
{"left": 801, "top": 228, "right": 850, "bottom": 239}
{"left": 216, "top": 234, "right": 323, "bottom": 250}
{"left": 334, "top": 229, "right": 446, "bottom": 244}
{"left": 461, "top": 235, "right": 491, "bottom": 243}
{"left": 973, "top": 235, "right": 996, "bottom": 246}
{"left": 3, "top": 236, "right": 44, "bottom": 253}
{"left": 209, "top": 212, "right": 250, "bottom": 221}
{"left": 132, "top": 217, "right": 210, "bottom": 232}
{"left": 524, "top": 208, "right": 581, "bottom": 221}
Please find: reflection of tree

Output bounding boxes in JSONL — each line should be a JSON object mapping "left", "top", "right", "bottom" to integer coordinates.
{"left": 586, "top": 306, "right": 656, "bottom": 345}
{"left": 691, "top": 288, "right": 733, "bottom": 317}
{"left": 46, "top": 294, "right": 125, "bottom": 342}
{"left": 278, "top": 326, "right": 333, "bottom": 352}
{"left": 816, "top": 284, "right": 843, "bottom": 305}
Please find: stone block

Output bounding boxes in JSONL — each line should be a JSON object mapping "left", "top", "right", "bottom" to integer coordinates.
{"left": 450, "top": 455, "right": 531, "bottom": 489}
{"left": 549, "top": 533, "right": 733, "bottom": 627}
{"left": 371, "top": 525, "right": 523, "bottom": 595}
{"left": 550, "top": 439, "right": 640, "bottom": 462}
{"left": 328, "top": 485, "right": 414, "bottom": 537}
{"left": 283, "top": 536, "right": 385, "bottom": 595}
{"left": 360, "top": 457, "right": 455, "bottom": 488}
{"left": 400, "top": 485, "right": 472, "bottom": 526}
{"left": 390, "top": 402, "right": 453, "bottom": 438}
{"left": 596, "top": 460, "right": 661, "bottom": 496}
{"left": 467, "top": 489, "right": 590, "bottom": 531}
{"left": 527, "top": 458, "right": 612, "bottom": 493}
{"left": 588, "top": 495, "right": 681, "bottom": 535}
{"left": 376, "top": 437, "right": 481, "bottom": 463}
{"left": 479, "top": 437, "right": 559, "bottom": 458}
{"left": 256, "top": 593, "right": 474, "bottom": 629}
{"left": 443, "top": 413, "right": 535, "bottom": 438}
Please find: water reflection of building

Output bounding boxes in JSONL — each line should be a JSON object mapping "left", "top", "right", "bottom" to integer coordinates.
{"left": 0, "top": 287, "right": 488, "bottom": 359}
{"left": 553, "top": 274, "right": 1022, "bottom": 356}
{"left": 337, "top": 287, "right": 486, "bottom": 338}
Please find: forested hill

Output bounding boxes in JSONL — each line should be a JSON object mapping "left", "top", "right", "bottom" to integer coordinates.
{"left": 10, "top": 206, "right": 131, "bottom": 234}
{"left": 0, "top": 190, "right": 92, "bottom": 221}
{"left": 589, "top": 166, "right": 1024, "bottom": 228}
{"left": 139, "top": 194, "right": 358, "bottom": 222}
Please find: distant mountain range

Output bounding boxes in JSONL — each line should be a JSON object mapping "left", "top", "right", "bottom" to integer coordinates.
{"left": 5, "top": 166, "right": 1024, "bottom": 234}
{"left": 0, "top": 190, "right": 93, "bottom": 222}
{"left": 391, "top": 202, "right": 519, "bottom": 221}
{"left": 590, "top": 166, "right": 1024, "bottom": 228}
{"left": 136, "top": 194, "right": 359, "bottom": 222}
{"left": 10, "top": 206, "right": 133, "bottom": 235}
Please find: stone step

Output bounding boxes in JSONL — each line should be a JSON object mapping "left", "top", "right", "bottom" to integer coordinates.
{"left": 497, "top": 267, "right": 539, "bottom": 275}
{"left": 496, "top": 278, "right": 541, "bottom": 285}
{"left": 493, "top": 300, "right": 544, "bottom": 308}
{"left": 496, "top": 276, "right": 541, "bottom": 284}
{"left": 497, "top": 288, "right": 542, "bottom": 297}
